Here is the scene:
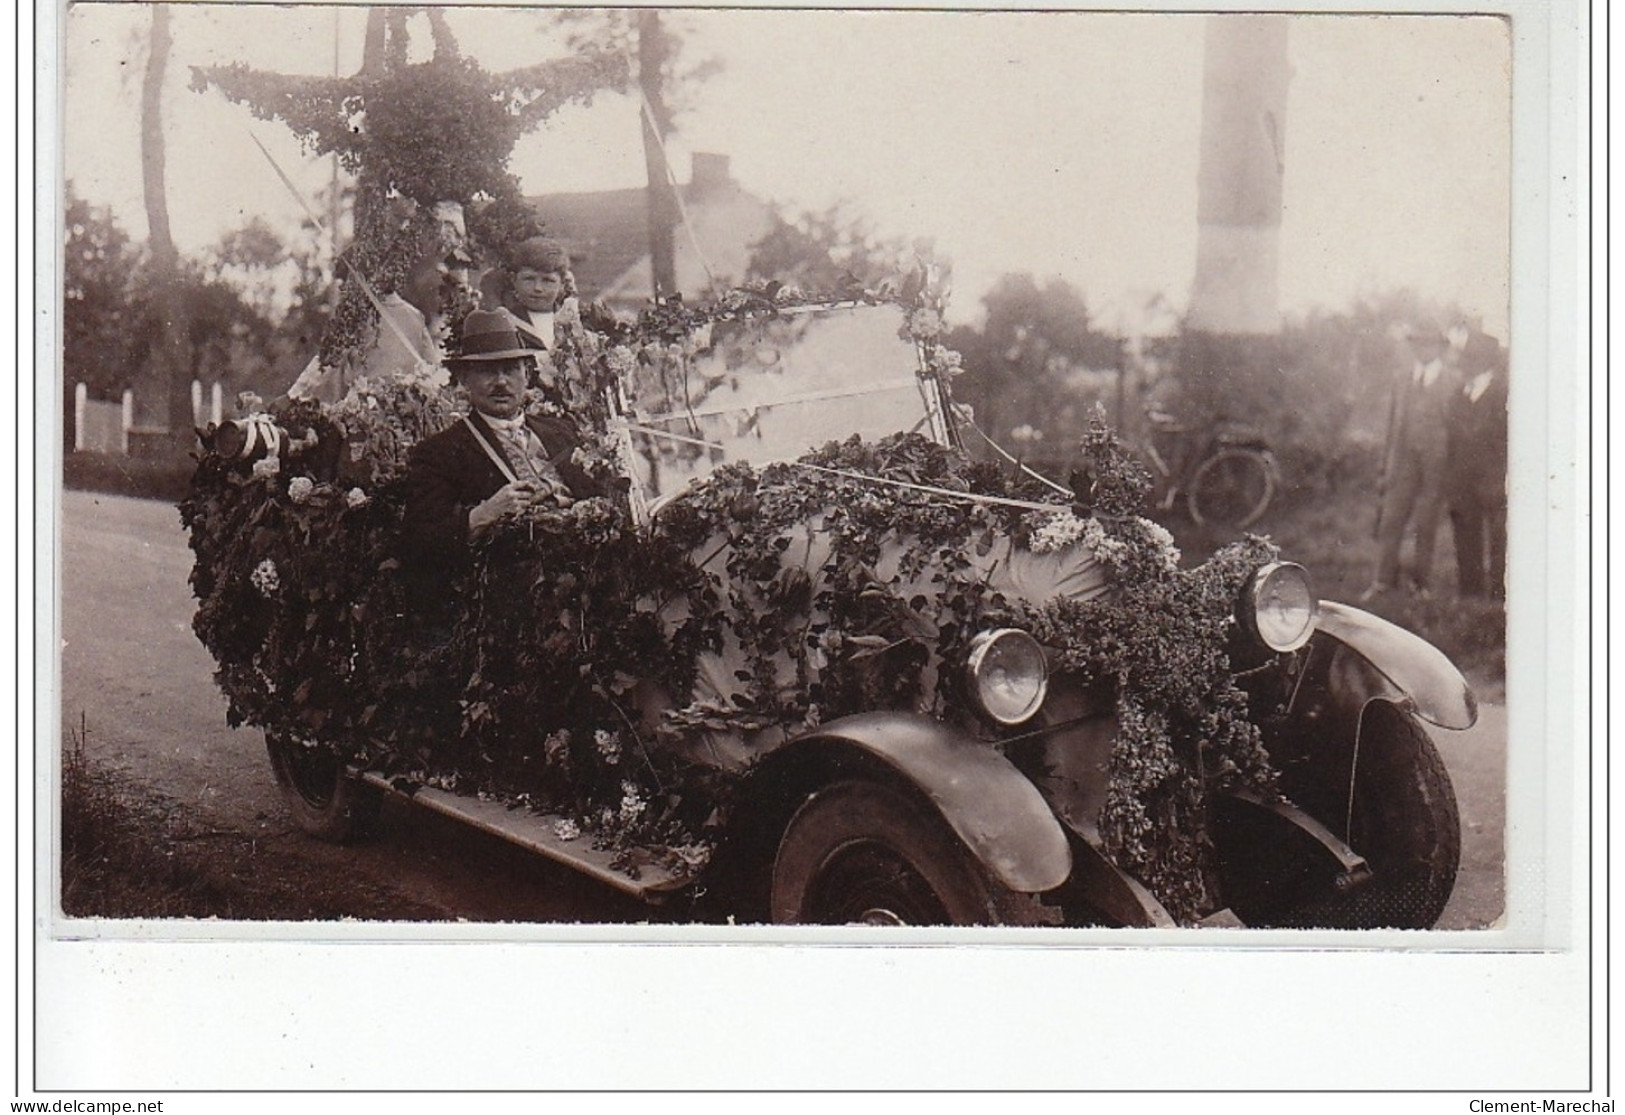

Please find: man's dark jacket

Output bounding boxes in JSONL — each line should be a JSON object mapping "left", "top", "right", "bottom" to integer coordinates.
{"left": 399, "top": 411, "right": 601, "bottom": 616}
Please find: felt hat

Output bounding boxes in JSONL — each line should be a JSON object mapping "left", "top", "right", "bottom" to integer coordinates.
{"left": 448, "top": 309, "right": 535, "bottom": 366}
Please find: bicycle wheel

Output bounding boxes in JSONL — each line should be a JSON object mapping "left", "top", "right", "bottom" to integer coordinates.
{"left": 1187, "top": 449, "right": 1275, "bottom": 529}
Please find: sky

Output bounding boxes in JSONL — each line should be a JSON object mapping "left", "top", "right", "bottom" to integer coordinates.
{"left": 59, "top": 3, "right": 1511, "bottom": 335}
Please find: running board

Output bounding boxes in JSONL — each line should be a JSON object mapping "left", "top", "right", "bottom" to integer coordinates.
{"left": 359, "top": 772, "right": 696, "bottom": 901}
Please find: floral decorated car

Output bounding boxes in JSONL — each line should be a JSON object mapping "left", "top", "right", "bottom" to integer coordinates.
{"left": 183, "top": 288, "right": 1476, "bottom": 928}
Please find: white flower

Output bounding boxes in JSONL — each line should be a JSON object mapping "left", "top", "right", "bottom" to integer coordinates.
{"left": 345, "top": 487, "right": 370, "bottom": 509}
{"left": 594, "top": 729, "right": 622, "bottom": 764}
{"left": 250, "top": 558, "right": 280, "bottom": 597}
{"left": 1141, "top": 519, "right": 1182, "bottom": 570}
{"left": 618, "top": 781, "right": 646, "bottom": 823}
{"left": 552, "top": 819, "right": 581, "bottom": 842}
{"left": 287, "top": 476, "right": 315, "bottom": 504}
{"left": 1029, "top": 510, "right": 1090, "bottom": 554}
{"left": 671, "top": 843, "right": 712, "bottom": 869}
{"left": 251, "top": 455, "right": 281, "bottom": 479}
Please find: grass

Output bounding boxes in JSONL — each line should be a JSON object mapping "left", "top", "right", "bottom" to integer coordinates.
{"left": 60, "top": 718, "right": 228, "bottom": 918}
{"left": 59, "top": 717, "right": 438, "bottom": 921}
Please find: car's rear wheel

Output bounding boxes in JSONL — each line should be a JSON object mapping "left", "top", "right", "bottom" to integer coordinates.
{"left": 265, "top": 732, "right": 380, "bottom": 844}
{"left": 1295, "top": 705, "right": 1461, "bottom": 929}
{"left": 1188, "top": 448, "right": 1275, "bottom": 529}
{"left": 770, "top": 781, "right": 1000, "bottom": 925}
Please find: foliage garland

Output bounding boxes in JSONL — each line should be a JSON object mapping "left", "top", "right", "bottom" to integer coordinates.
{"left": 185, "top": 290, "right": 1283, "bottom": 921}
{"left": 191, "top": 39, "right": 628, "bottom": 388}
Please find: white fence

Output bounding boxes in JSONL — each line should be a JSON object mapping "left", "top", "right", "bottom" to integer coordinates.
{"left": 73, "top": 381, "right": 224, "bottom": 454}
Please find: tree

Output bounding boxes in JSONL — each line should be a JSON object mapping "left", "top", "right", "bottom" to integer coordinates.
{"left": 136, "top": 4, "right": 194, "bottom": 449}
{"left": 551, "top": 9, "right": 721, "bottom": 298}
{"left": 945, "top": 274, "right": 1123, "bottom": 455}
{"left": 63, "top": 190, "right": 143, "bottom": 447}
{"left": 745, "top": 204, "right": 912, "bottom": 294}
{"left": 63, "top": 190, "right": 141, "bottom": 400}
{"left": 192, "top": 9, "right": 629, "bottom": 376}
{"left": 197, "top": 218, "right": 333, "bottom": 395}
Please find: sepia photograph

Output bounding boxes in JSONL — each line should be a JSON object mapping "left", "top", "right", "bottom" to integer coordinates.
{"left": 34, "top": 0, "right": 1590, "bottom": 1096}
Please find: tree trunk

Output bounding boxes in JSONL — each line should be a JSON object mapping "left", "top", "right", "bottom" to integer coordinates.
{"left": 136, "top": 5, "right": 193, "bottom": 452}
{"left": 360, "top": 7, "right": 386, "bottom": 75}
{"left": 638, "top": 10, "right": 678, "bottom": 298}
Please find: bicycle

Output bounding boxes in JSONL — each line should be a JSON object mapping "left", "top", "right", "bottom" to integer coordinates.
{"left": 1139, "top": 410, "right": 1278, "bottom": 529}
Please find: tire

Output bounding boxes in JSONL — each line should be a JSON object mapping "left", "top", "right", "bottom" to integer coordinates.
{"left": 1296, "top": 705, "right": 1462, "bottom": 929}
{"left": 1187, "top": 448, "right": 1275, "bottom": 529}
{"left": 769, "top": 780, "right": 1003, "bottom": 925}
{"left": 265, "top": 732, "right": 380, "bottom": 844}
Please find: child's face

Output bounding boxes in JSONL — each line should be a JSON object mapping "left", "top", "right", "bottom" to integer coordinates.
{"left": 514, "top": 268, "right": 564, "bottom": 313}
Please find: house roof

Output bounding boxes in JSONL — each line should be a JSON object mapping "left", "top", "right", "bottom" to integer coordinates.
{"left": 527, "top": 154, "right": 775, "bottom": 306}
{"left": 527, "top": 186, "right": 650, "bottom": 301}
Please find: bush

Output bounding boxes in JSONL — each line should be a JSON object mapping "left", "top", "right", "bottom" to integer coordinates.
{"left": 64, "top": 451, "right": 195, "bottom": 503}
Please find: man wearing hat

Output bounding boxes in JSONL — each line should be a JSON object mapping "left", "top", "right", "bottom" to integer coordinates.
{"left": 400, "top": 309, "right": 602, "bottom": 618}
{"left": 1445, "top": 329, "right": 1509, "bottom": 598}
{"left": 1366, "top": 319, "right": 1462, "bottom": 599}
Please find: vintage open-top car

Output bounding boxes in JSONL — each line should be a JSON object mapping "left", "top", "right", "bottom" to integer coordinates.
{"left": 183, "top": 291, "right": 1476, "bottom": 929}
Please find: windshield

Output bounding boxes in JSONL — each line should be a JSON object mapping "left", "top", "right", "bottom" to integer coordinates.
{"left": 618, "top": 303, "right": 951, "bottom": 509}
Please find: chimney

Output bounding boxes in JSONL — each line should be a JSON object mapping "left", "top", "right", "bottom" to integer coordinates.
{"left": 690, "top": 152, "right": 732, "bottom": 196}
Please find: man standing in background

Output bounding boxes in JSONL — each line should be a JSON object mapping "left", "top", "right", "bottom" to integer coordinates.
{"left": 1445, "top": 329, "right": 1510, "bottom": 599}
{"left": 1366, "top": 320, "right": 1461, "bottom": 600}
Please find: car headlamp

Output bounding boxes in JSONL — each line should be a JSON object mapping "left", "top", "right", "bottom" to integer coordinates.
{"left": 1243, "top": 561, "right": 1319, "bottom": 653}
{"left": 965, "top": 628, "right": 1049, "bottom": 725}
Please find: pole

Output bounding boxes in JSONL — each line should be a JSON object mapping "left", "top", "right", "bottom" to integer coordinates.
{"left": 638, "top": 10, "right": 678, "bottom": 297}
{"left": 328, "top": 7, "right": 343, "bottom": 314}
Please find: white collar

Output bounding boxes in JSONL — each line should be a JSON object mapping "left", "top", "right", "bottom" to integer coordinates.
{"left": 478, "top": 411, "right": 528, "bottom": 432}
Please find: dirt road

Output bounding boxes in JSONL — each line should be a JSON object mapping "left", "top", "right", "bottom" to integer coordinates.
{"left": 55, "top": 489, "right": 1505, "bottom": 929}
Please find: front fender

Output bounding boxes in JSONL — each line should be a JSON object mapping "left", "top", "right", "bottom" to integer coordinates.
{"left": 1313, "top": 601, "right": 1478, "bottom": 730}
{"left": 756, "top": 711, "right": 1073, "bottom": 895}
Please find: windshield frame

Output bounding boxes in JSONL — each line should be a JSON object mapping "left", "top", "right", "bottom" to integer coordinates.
{"left": 606, "top": 300, "right": 961, "bottom": 524}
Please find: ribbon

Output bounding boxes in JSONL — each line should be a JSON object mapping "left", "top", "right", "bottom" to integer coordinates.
{"left": 462, "top": 417, "right": 521, "bottom": 486}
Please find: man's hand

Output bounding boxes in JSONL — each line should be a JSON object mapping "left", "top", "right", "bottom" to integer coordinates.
{"left": 468, "top": 479, "right": 574, "bottom": 536}
{"left": 469, "top": 481, "right": 541, "bottom": 536}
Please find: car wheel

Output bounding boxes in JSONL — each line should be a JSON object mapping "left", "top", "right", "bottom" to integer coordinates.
{"left": 769, "top": 780, "right": 1001, "bottom": 925}
{"left": 1297, "top": 705, "right": 1462, "bottom": 929}
{"left": 265, "top": 732, "right": 380, "bottom": 844}
{"left": 1188, "top": 448, "right": 1275, "bottom": 529}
